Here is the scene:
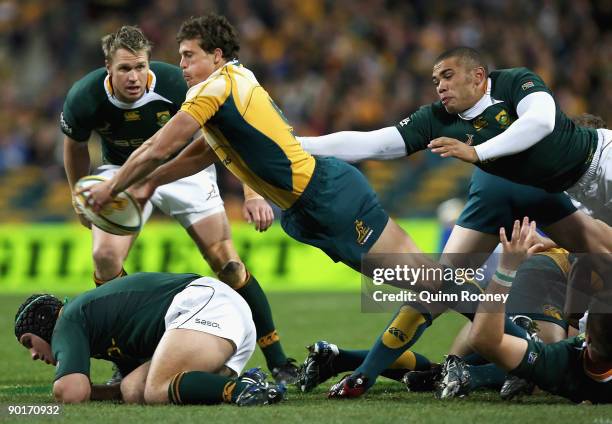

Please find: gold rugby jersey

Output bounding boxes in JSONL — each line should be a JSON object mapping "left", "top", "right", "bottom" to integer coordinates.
{"left": 181, "top": 60, "right": 315, "bottom": 209}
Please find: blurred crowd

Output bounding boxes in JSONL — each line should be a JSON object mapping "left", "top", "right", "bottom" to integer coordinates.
{"left": 0, "top": 0, "right": 611, "bottom": 220}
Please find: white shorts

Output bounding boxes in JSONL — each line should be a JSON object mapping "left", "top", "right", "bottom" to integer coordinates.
{"left": 95, "top": 164, "right": 225, "bottom": 228}
{"left": 566, "top": 129, "right": 612, "bottom": 225}
{"left": 164, "top": 277, "right": 256, "bottom": 375}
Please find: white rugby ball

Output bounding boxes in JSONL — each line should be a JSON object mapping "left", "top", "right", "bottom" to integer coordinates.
{"left": 74, "top": 175, "right": 143, "bottom": 235}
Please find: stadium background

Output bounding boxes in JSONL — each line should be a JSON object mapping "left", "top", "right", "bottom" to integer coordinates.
{"left": 1, "top": 1, "right": 612, "bottom": 420}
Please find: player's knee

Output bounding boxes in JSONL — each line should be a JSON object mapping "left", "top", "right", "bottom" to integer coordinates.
{"left": 217, "top": 260, "right": 247, "bottom": 289}
{"left": 143, "top": 382, "right": 169, "bottom": 405}
{"left": 92, "top": 245, "right": 123, "bottom": 270}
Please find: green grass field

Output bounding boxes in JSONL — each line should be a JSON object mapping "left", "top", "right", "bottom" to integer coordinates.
{"left": 2, "top": 292, "right": 611, "bottom": 423}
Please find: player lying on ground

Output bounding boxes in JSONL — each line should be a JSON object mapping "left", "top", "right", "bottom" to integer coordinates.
{"left": 324, "top": 218, "right": 542, "bottom": 397}
{"left": 61, "top": 25, "right": 296, "bottom": 384}
{"left": 297, "top": 247, "right": 583, "bottom": 397}
{"left": 468, "top": 219, "right": 612, "bottom": 404}
{"left": 417, "top": 247, "right": 589, "bottom": 399}
{"left": 14, "top": 272, "right": 284, "bottom": 405}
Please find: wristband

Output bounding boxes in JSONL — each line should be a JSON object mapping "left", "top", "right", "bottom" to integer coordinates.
{"left": 496, "top": 267, "right": 517, "bottom": 278}
{"left": 493, "top": 268, "right": 515, "bottom": 287}
{"left": 492, "top": 275, "right": 513, "bottom": 288}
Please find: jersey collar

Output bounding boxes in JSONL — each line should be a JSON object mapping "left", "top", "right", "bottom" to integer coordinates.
{"left": 458, "top": 78, "right": 503, "bottom": 120}
{"left": 208, "top": 59, "right": 240, "bottom": 80}
{"left": 103, "top": 69, "right": 172, "bottom": 110}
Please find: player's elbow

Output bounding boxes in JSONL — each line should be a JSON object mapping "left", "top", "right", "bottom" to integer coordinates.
{"left": 53, "top": 379, "right": 91, "bottom": 403}
{"left": 467, "top": 325, "right": 497, "bottom": 357}
{"left": 537, "top": 115, "right": 555, "bottom": 136}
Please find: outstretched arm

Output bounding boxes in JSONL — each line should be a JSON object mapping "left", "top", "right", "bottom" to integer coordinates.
{"left": 127, "top": 136, "right": 218, "bottom": 206}
{"left": 81, "top": 111, "right": 202, "bottom": 212}
{"left": 468, "top": 218, "right": 544, "bottom": 371}
{"left": 298, "top": 127, "right": 407, "bottom": 162}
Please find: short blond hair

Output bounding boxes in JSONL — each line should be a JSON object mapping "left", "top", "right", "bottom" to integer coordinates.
{"left": 101, "top": 26, "right": 152, "bottom": 63}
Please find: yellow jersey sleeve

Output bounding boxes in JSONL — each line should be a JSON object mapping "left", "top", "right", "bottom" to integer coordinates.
{"left": 180, "top": 76, "right": 230, "bottom": 126}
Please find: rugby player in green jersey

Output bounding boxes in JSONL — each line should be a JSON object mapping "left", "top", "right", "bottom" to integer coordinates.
{"left": 432, "top": 248, "right": 587, "bottom": 399}
{"left": 14, "top": 273, "right": 285, "bottom": 405}
{"left": 296, "top": 53, "right": 609, "bottom": 398}
{"left": 468, "top": 219, "right": 612, "bottom": 404}
{"left": 61, "top": 26, "right": 296, "bottom": 383}
{"left": 299, "top": 108, "right": 609, "bottom": 397}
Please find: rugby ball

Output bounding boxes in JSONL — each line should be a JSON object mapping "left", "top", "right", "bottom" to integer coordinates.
{"left": 74, "top": 175, "right": 143, "bottom": 235}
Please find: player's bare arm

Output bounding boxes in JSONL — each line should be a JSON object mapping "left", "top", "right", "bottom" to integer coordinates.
{"left": 63, "top": 136, "right": 92, "bottom": 227}
{"left": 81, "top": 111, "right": 201, "bottom": 212}
{"left": 53, "top": 373, "right": 92, "bottom": 403}
{"left": 128, "top": 135, "right": 218, "bottom": 206}
{"left": 242, "top": 184, "right": 274, "bottom": 232}
{"left": 468, "top": 218, "right": 544, "bottom": 371}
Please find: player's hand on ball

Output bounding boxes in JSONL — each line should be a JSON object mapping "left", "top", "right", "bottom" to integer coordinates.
{"left": 243, "top": 197, "right": 274, "bottom": 232}
{"left": 499, "top": 217, "right": 545, "bottom": 271}
{"left": 75, "top": 179, "right": 114, "bottom": 213}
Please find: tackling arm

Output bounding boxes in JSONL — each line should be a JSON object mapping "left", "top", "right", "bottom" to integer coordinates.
{"left": 298, "top": 127, "right": 407, "bottom": 162}
{"left": 474, "top": 92, "right": 556, "bottom": 162}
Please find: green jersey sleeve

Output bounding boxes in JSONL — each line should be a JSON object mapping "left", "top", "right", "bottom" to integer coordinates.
{"left": 510, "top": 336, "right": 581, "bottom": 396}
{"left": 492, "top": 67, "right": 552, "bottom": 110}
{"left": 52, "top": 315, "right": 91, "bottom": 380}
{"left": 60, "top": 69, "right": 107, "bottom": 142}
{"left": 395, "top": 105, "right": 435, "bottom": 155}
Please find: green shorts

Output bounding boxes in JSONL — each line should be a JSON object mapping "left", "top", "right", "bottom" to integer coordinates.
{"left": 457, "top": 169, "right": 577, "bottom": 234}
{"left": 281, "top": 157, "right": 389, "bottom": 271}
{"left": 506, "top": 254, "right": 569, "bottom": 330}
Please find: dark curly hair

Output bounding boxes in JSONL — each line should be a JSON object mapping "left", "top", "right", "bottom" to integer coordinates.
{"left": 15, "top": 294, "right": 63, "bottom": 344}
{"left": 176, "top": 14, "right": 240, "bottom": 60}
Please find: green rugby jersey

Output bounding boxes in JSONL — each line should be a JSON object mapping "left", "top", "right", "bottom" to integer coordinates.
{"left": 51, "top": 272, "right": 200, "bottom": 380}
{"left": 511, "top": 335, "right": 612, "bottom": 403}
{"left": 396, "top": 68, "right": 598, "bottom": 192}
{"left": 60, "top": 62, "right": 188, "bottom": 165}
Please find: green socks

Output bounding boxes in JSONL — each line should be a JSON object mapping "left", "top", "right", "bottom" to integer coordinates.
{"left": 168, "top": 371, "right": 247, "bottom": 405}
{"left": 236, "top": 273, "right": 287, "bottom": 369}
